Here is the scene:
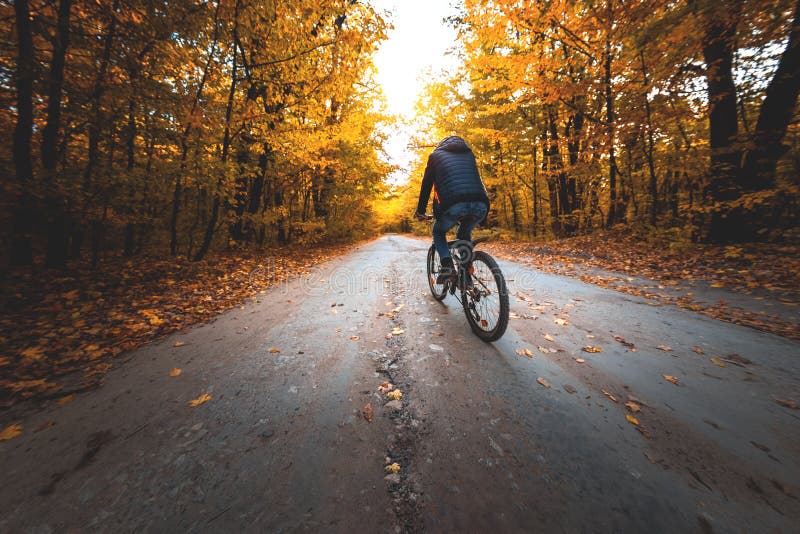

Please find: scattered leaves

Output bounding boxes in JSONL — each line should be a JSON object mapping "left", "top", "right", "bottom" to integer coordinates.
{"left": 663, "top": 375, "right": 679, "bottom": 385}
{"left": 188, "top": 393, "right": 212, "bottom": 407}
{"left": 385, "top": 462, "right": 400, "bottom": 474}
{"left": 656, "top": 345, "right": 673, "bottom": 352}
{"left": 169, "top": 368, "right": 182, "bottom": 377}
{"left": 516, "top": 348, "right": 534, "bottom": 358}
{"left": 537, "top": 346, "right": 557, "bottom": 354}
{"left": 626, "top": 414, "right": 640, "bottom": 426}
{"left": 361, "top": 402, "right": 373, "bottom": 422}
{"left": 57, "top": 394, "right": 75, "bottom": 406}
{"left": 391, "top": 327, "right": 404, "bottom": 335}
{"left": 553, "top": 318, "right": 568, "bottom": 326}
{"left": 624, "top": 401, "right": 641, "bottom": 413}
{"left": 0, "top": 423, "right": 23, "bottom": 441}
{"left": 536, "top": 377, "right": 551, "bottom": 388}
{"left": 387, "top": 389, "right": 403, "bottom": 401}
{"left": 378, "top": 381, "right": 394, "bottom": 393}
{"left": 582, "top": 346, "right": 602, "bottom": 353}
{"left": 602, "top": 390, "right": 618, "bottom": 403}
{"left": 543, "top": 334, "right": 555, "bottom": 342}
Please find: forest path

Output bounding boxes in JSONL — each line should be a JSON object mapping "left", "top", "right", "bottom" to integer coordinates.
{"left": 2, "top": 235, "right": 799, "bottom": 532}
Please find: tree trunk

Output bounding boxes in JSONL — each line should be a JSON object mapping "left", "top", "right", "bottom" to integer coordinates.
{"left": 171, "top": 0, "right": 222, "bottom": 256}
{"left": 701, "top": 0, "right": 742, "bottom": 202}
{"left": 10, "top": 0, "right": 36, "bottom": 266}
{"left": 195, "top": 2, "right": 239, "bottom": 262}
{"left": 740, "top": 0, "right": 800, "bottom": 190}
{"left": 604, "top": 38, "right": 621, "bottom": 227}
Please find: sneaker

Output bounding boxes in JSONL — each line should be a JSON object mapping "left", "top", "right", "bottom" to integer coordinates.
{"left": 436, "top": 257, "right": 455, "bottom": 284}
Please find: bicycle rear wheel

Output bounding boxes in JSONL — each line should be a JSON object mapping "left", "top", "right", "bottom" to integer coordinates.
{"left": 462, "top": 251, "right": 509, "bottom": 341}
{"left": 427, "top": 245, "right": 447, "bottom": 301}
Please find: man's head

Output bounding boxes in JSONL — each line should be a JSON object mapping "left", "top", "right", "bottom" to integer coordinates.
{"left": 436, "top": 136, "right": 471, "bottom": 153}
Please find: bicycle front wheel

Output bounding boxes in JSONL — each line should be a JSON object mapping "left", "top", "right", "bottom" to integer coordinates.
{"left": 462, "top": 251, "right": 509, "bottom": 341}
{"left": 427, "top": 245, "right": 447, "bottom": 301}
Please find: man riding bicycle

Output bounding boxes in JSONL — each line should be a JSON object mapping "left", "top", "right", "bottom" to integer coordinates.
{"left": 415, "top": 135, "right": 490, "bottom": 283}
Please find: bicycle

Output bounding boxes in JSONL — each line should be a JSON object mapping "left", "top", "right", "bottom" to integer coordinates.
{"left": 422, "top": 214, "right": 509, "bottom": 341}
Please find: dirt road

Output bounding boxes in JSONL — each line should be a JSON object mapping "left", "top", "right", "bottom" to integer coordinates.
{"left": 2, "top": 235, "right": 799, "bottom": 532}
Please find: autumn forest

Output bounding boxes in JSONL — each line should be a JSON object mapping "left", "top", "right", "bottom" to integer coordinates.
{"left": 3, "top": 0, "right": 799, "bottom": 269}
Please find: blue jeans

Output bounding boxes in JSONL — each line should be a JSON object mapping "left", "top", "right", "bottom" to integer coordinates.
{"left": 433, "top": 201, "right": 488, "bottom": 260}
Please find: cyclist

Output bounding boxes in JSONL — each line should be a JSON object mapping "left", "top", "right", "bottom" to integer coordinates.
{"left": 414, "top": 135, "right": 490, "bottom": 283}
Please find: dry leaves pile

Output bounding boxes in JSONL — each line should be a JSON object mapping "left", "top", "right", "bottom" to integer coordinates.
{"left": 485, "top": 230, "right": 799, "bottom": 340}
{"left": 0, "top": 242, "right": 358, "bottom": 407}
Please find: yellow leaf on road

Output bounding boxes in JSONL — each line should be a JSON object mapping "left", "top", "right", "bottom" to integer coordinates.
{"left": 350, "top": 335, "right": 360, "bottom": 340}
{"left": 544, "top": 334, "right": 555, "bottom": 342}
{"left": 663, "top": 375, "right": 679, "bottom": 385}
{"left": 625, "top": 401, "right": 641, "bottom": 413}
{"left": 391, "top": 327, "right": 404, "bottom": 335}
{"left": 626, "top": 414, "right": 640, "bottom": 426}
{"left": 554, "top": 318, "right": 568, "bottom": 326}
{"left": 188, "top": 393, "right": 212, "bottom": 407}
{"left": 575, "top": 358, "right": 585, "bottom": 363}
{"left": 710, "top": 357, "right": 727, "bottom": 367}
{"left": 385, "top": 462, "right": 400, "bottom": 474}
{"left": 57, "top": 394, "right": 75, "bottom": 406}
{"left": 0, "top": 424, "right": 22, "bottom": 441}
{"left": 657, "top": 345, "right": 672, "bottom": 352}
{"left": 269, "top": 348, "right": 280, "bottom": 353}
{"left": 583, "top": 346, "right": 602, "bottom": 353}
{"left": 387, "top": 389, "right": 403, "bottom": 400}
{"left": 537, "top": 377, "right": 551, "bottom": 388}
{"left": 174, "top": 341, "right": 185, "bottom": 347}
{"left": 602, "top": 390, "right": 618, "bottom": 402}
{"left": 169, "top": 368, "right": 182, "bottom": 377}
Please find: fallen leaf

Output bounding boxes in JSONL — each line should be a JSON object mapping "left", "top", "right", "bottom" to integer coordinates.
{"left": 537, "top": 377, "right": 551, "bottom": 388}
{"left": 537, "top": 346, "right": 556, "bottom": 354}
{"left": 362, "top": 402, "right": 373, "bottom": 422}
{"left": 575, "top": 357, "right": 585, "bottom": 363}
{"left": 387, "top": 389, "right": 403, "bottom": 401}
{"left": 350, "top": 335, "right": 360, "bottom": 340}
{"left": 169, "top": 368, "right": 182, "bottom": 377}
{"left": 544, "top": 334, "right": 555, "bottom": 342}
{"left": 554, "top": 318, "right": 568, "bottom": 326}
{"left": 0, "top": 424, "right": 22, "bottom": 441}
{"left": 656, "top": 345, "right": 672, "bottom": 352}
{"left": 626, "top": 414, "right": 640, "bottom": 426}
{"left": 602, "top": 390, "right": 618, "bottom": 402}
{"left": 174, "top": 341, "right": 185, "bottom": 347}
{"left": 563, "top": 384, "right": 577, "bottom": 394}
{"left": 57, "top": 394, "right": 75, "bottom": 406}
{"left": 625, "top": 401, "right": 641, "bottom": 413}
{"left": 385, "top": 462, "right": 401, "bottom": 474}
{"left": 21, "top": 346, "right": 46, "bottom": 361}
{"left": 614, "top": 335, "right": 635, "bottom": 350}
{"left": 583, "top": 346, "right": 602, "bottom": 353}
{"left": 663, "top": 375, "right": 679, "bottom": 385}
{"left": 188, "top": 393, "right": 212, "bottom": 407}
{"left": 269, "top": 347, "right": 280, "bottom": 353}
{"left": 585, "top": 334, "right": 595, "bottom": 339}
{"left": 691, "top": 346, "right": 705, "bottom": 355}
{"left": 391, "top": 328, "right": 404, "bottom": 335}
{"left": 774, "top": 398, "right": 799, "bottom": 410}
{"left": 710, "top": 357, "right": 727, "bottom": 367}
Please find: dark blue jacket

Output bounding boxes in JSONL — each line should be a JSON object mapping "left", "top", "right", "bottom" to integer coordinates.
{"left": 416, "top": 136, "right": 490, "bottom": 219}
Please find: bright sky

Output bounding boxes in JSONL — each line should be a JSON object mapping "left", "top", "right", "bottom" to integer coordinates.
{"left": 370, "top": 0, "right": 461, "bottom": 184}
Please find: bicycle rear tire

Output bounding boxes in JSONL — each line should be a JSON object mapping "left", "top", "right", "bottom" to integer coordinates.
{"left": 462, "top": 251, "right": 509, "bottom": 341}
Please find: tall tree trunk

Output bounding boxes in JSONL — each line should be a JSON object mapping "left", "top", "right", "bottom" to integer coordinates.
{"left": 43, "top": 0, "right": 73, "bottom": 268}
{"left": 604, "top": 37, "right": 621, "bottom": 226}
{"left": 195, "top": 0, "right": 239, "bottom": 262}
{"left": 639, "top": 51, "right": 659, "bottom": 226}
{"left": 740, "top": 0, "right": 800, "bottom": 190}
{"left": 701, "top": 0, "right": 742, "bottom": 201}
{"left": 10, "top": 0, "right": 36, "bottom": 266}
{"left": 171, "top": 0, "right": 222, "bottom": 256}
